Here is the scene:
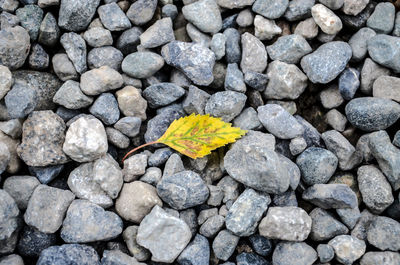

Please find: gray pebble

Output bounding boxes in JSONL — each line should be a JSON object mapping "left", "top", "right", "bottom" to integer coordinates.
{"left": 319, "top": 0, "right": 343, "bottom": 10}
{"left": 199, "top": 215, "right": 225, "bottom": 238}
{"left": 205, "top": 91, "right": 246, "bottom": 122}
{"left": 123, "top": 226, "right": 150, "bottom": 261}
{"left": 37, "top": 244, "right": 100, "bottom": 265}
{"left": 302, "top": 184, "right": 358, "bottom": 209}
{"left": 182, "top": 85, "right": 210, "bottom": 115}
{"left": 29, "top": 164, "right": 64, "bottom": 184}
{"left": 182, "top": 0, "right": 222, "bottom": 34}
{"left": 16, "top": 4, "right": 43, "bottom": 41}
{"left": 0, "top": 190, "right": 20, "bottom": 255}
{"left": 140, "top": 17, "right": 174, "bottom": 48}
{"left": 366, "top": 2, "right": 395, "bottom": 34}
{"left": 289, "top": 137, "right": 307, "bottom": 156}
{"left": 126, "top": 0, "right": 157, "bottom": 26}
{"left": 52, "top": 53, "right": 78, "bottom": 81}
{"left": 3, "top": 176, "right": 40, "bottom": 210}
{"left": 116, "top": 27, "right": 142, "bottom": 55}
{"left": 212, "top": 230, "right": 239, "bottom": 261}
{"left": 360, "top": 251, "right": 400, "bottom": 265}
{"left": 373, "top": 76, "right": 400, "bottom": 102}
{"left": 122, "top": 153, "right": 148, "bottom": 182}
{"left": 223, "top": 28, "right": 241, "bottom": 64}
{"left": 58, "top": 0, "right": 100, "bottom": 31}
{"left": 143, "top": 82, "right": 185, "bottom": 108}
{"left": 17, "top": 225, "right": 56, "bottom": 258}
{"left": 338, "top": 68, "right": 359, "bottom": 100}
{"left": 252, "top": 0, "right": 289, "bottom": 19}
{"left": 284, "top": 0, "right": 314, "bottom": 21}
{"left": 349, "top": 27, "right": 376, "bottom": 62}
{"left": 233, "top": 107, "right": 262, "bottom": 130}
{"left": 53, "top": 80, "right": 93, "bottom": 109}
{"left": 367, "top": 216, "right": 400, "bottom": 251}
{"left": 267, "top": 34, "right": 312, "bottom": 64}
{"left": 106, "top": 127, "right": 129, "bottom": 149}
{"left": 325, "top": 109, "right": 347, "bottom": 132}
{"left": 98, "top": 3, "right": 131, "bottom": 31}
{"left": 236, "top": 8, "right": 254, "bottom": 27}
{"left": 301, "top": 41, "right": 352, "bottom": 84}
{"left": 319, "top": 85, "right": 344, "bottom": 109}
{"left": 336, "top": 206, "right": 361, "bottom": 229}
{"left": 317, "top": 244, "right": 334, "bottom": 263}
{"left": 89, "top": 93, "right": 120, "bottom": 125}
{"left": 328, "top": 235, "right": 366, "bottom": 265}
{"left": 345, "top": 97, "right": 400, "bottom": 132}
{"left": 244, "top": 71, "right": 268, "bottom": 91}
{"left": 0, "top": 26, "right": 31, "bottom": 70}
{"left": 240, "top": 32, "right": 268, "bottom": 73}
{"left": 272, "top": 242, "right": 317, "bottom": 265}
{"left": 210, "top": 33, "right": 226, "bottom": 60}
{"left": 83, "top": 27, "right": 113, "bottom": 48}
{"left": 162, "top": 4, "right": 178, "bottom": 20}
{"left": 28, "top": 43, "right": 49, "bottom": 70}
{"left": 360, "top": 58, "right": 390, "bottom": 95}
{"left": 177, "top": 234, "right": 210, "bottom": 265}
{"left": 225, "top": 63, "right": 246, "bottom": 92}
{"left": 38, "top": 12, "right": 60, "bottom": 47}
{"left": 309, "top": 208, "right": 349, "bottom": 241}
{"left": 5, "top": 83, "right": 37, "bottom": 119}
{"left": 87, "top": 46, "right": 124, "bottom": 71}
{"left": 60, "top": 32, "right": 87, "bottom": 74}
{"left": 80, "top": 66, "right": 123, "bottom": 96}
{"left": 114, "top": 117, "right": 141, "bottom": 138}
{"left": 368, "top": 34, "right": 400, "bottom": 73}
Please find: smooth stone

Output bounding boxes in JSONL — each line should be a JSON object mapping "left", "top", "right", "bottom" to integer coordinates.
{"left": 80, "top": 66, "right": 123, "bottom": 96}
{"left": 37, "top": 244, "right": 100, "bottom": 265}
{"left": 302, "top": 184, "right": 358, "bottom": 209}
{"left": 317, "top": 244, "right": 334, "bottom": 263}
{"left": 52, "top": 53, "right": 78, "bottom": 81}
{"left": 212, "top": 230, "right": 239, "bottom": 261}
{"left": 360, "top": 251, "right": 400, "bottom": 265}
{"left": 361, "top": 59, "right": 391, "bottom": 95}
{"left": 116, "top": 86, "right": 147, "bottom": 120}
{"left": 345, "top": 97, "right": 400, "bottom": 131}
{"left": 83, "top": 27, "right": 113, "bottom": 48}
{"left": 336, "top": 207, "right": 361, "bottom": 230}
{"left": 373, "top": 76, "right": 400, "bottom": 102}
{"left": 223, "top": 28, "right": 241, "bottom": 63}
{"left": 294, "top": 17, "right": 318, "bottom": 39}
{"left": 311, "top": 4, "right": 342, "bottom": 34}
{"left": 140, "top": 17, "right": 174, "bottom": 48}
{"left": 325, "top": 109, "right": 347, "bottom": 132}
{"left": 338, "top": 68, "right": 360, "bottom": 100}
{"left": 210, "top": 33, "right": 226, "bottom": 60}
{"left": 259, "top": 206, "right": 312, "bottom": 241}
{"left": 367, "top": 34, "right": 400, "bottom": 73}
{"left": 61, "top": 199, "right": 123, "bottom": 243}
{"left": 121, "top": 52, "right": 164, "bottom": 79}
{"left": 126, "top": 0, "right": 157, "bottom": 26}
{"left": 233, "top": 107, "right": 262, "bottom": 131}
{"left": 24, "top": 185, "right": 75, "bottom": 233}
{"left": 114, "top": 117, "right": 141, "bottom": 138}
{"left": 284, "top": 0, "right": 314, "bottom": 21}
{"left": 267, "top": 34, "right": 312, "bottom": 64}
{"left": 300, "top": 41, "right": 352, "bottom": 84}
{"left": 366, "top": 2, "right": 395, "bottom": 34}
{"left": 342, "top": 0, "right": 369, "bottom": 16}
{"left": 349, "top": 27, "right": 376, "bottom": 62}
{"left": 123, "top": 226, "right": 150, "bottom": 261}
{"left": 89, "top": 93, "right": 120, "bottom": 125}
{"left": 4, "top": 83, "right": 37, "bottom": 119}
{"left": 136, "top": 206, "right": 191, "bottom": 263}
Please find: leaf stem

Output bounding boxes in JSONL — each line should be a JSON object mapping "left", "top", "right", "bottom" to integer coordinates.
{"left": 122, "top": 141, "right": 158, "bottom": 163}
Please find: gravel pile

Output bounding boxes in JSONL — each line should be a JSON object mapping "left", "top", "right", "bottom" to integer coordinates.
{"left": 1, "top": 0, "right": 400, "bottom": 264}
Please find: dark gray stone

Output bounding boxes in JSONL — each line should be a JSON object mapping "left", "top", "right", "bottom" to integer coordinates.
{"left": 225, "top": 63, "right": 246, "bottom": 93}
{"left": 226, "top": 189, "right": 270, "bottom": 236}
{"left": 368, "top": 34, "right": 400, "bottom": 73}
{"left": 114, "top": 117, "right": 141, "bottom": 138}
{"left": 199, "top": 215, "right": 225, "bottom": 237}
{"left": 157, "top": 170, "right": 209, "bottom": 210}
{"left": 89, "top": 93, "right": 120, "bottom": 125}
{"left": 338, "top": 68, "right": 359, "bottom": 100}
{"left": 29, "top": 164, "right": 64, "bottom": 184}
{"left": 53, "top": 80, "right": 93, "bottom": 110}
{"left": 349, "top": 27, "right": 376, "bottom": 62}
{"left": 5, "top": 83, "right": 37, "bottom": 119}
{"left": 37, "top": 244, "right": 100, "bottom": 265}
{"left": 116, "top": 27, "right": 142, "bottom": 55}
{"left": 143, "top": 83, "right": 185, "bottom": 108}
{"left": 60, "top": 32, "right": 87, "bottom": 74}
{"left": 272, "top": 242, "right": 317, "bottom": 265}
{"left": 148, "top": 148, "right": 173, "bottom": 167}
{"left": 205, "top": 91, "right": 246, "bottom": 122}
{"left": 182, "top": 85, "right": 210, "bottom": 115}
{"left": 212, "top": 230, "right": 239, "bottom": 261}
{"left": 233, "top": 107, "right": 262, "bottom": 131}
{"left": 284, "top": 0, "right": 314, "bottom": 21}
{"left": 38, "top": 12, "right": 59, "bottom": 47}
{"left": 28, "top": 43, "right": 49, "bottom": 70}
{"left": 345, "top": 97, "right": 400, "bottom": 132}
{"left": 336, "top": 207, "right": 361, "bottom": 229}
{"left": 223, "top": 28, "right": 241, "bottom": 64}
{"left": 87, "top": 46, "right": 124, "bottom": 71}
{"left": 252, "top": 0, "right": 289, "bottom": 19}
{"left": 177, "top": 234, "right": 210, "bottom": 265}
{"left": 309, "top": 208, "right": 349, "bottom": 241}
{"left": 16, "top": 4, "right": 43, "bottom": 41}
{"left": 126, "top": 0, "right": 157, "bottom": 26}
{"left": 244, "top": 71, "right": 268, "bottom": 91}
{"left": 366, "top": 2, "right": 395, "bottom": 34}
{"left": 58, "top": 0, "right": 100, "bottom": 31}
{"left": 300, "top": 41, "right": 352, "bottom": 84}
{"left": 61, "top": 199, "right": 123, "bottom": 243}
{"left": 162, "top": 4, "right": 178, "bottom": 20}
{"left": 296, "top": 147, "right": 338, "bottom": 185}
{"left": 236, "top": 253, "right": 270, "bottom": 265}
{"left": 161, "top": 41, "right": 215, "bottom": 86}
{"left": 17, "top": 225, "right": 57, "bottom": 257}
{"left": 302, "top": 184, "right": 358, "bottom": 209}
{"left": 98, "top": 3, "right": 131, "bottom": 31}
{"left": 0, "top": 26, "right": 30, "bottom": 70}
{"left": 267, "top": 34, "right": 312, "bottom": 64}
{"left": 249, "top": 235, "right": 272, "bottom": 257}
{"left": 295, "top": 115, "right": 323, "bottom": 147}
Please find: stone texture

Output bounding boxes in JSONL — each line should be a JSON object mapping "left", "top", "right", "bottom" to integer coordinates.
{"left": 182, "top": 0, "right": 222, "bottom": 34}
{"left": 240, "top": 32, "right": 267, "bottom": 73}
{"left": 205, "top": 91, "right": 246, "bottom": 122}
{"left": 272, "top": 242, "right": 317, "bottom": 265}
{"left": 121, "top": 52, "right": 164, "bottom": 79}
{"left": 3, "top": 176, "right": 39, "bottom": 210}
{"left": 309, "top": 208, "right": 348, "bottom": 241}
{"left": 37, "top": 244, "right": 100, "bottom": 265}
{"left": 373, "top": 76, "right": 400, "bottom": 102}
{"left": 328, "top": 235, "right": 366, "bottom": 265}
{"left": 80, "top": 66, "right": 123, "bottom": 96}
{"left": 368, "top": 34, "right": 400, "bottom": 73}
{"left": 302, "top": 184, "right": 358, "bottom": 209}
{"left": 116, "top": 86, "right": 147, "bottom": 120}
{"left": 267, "top": 34, "right": 312, "bottom": 64}
{"left": 58, "top": 0, "right": 100, "bottom": 31}
{"left": 60, "top": 32, "right": 87, "bottom": 74}
{"left": 0, "top": 26, "right": 30, "bottom": 70}
{"left": 53, "top": 80, "right": 93, "bottom": 109}
{"left": 367, "top": 216, "right": 400, "bottom": 251}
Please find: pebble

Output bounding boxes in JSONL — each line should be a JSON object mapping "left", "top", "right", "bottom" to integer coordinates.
{"left": 325, "top": 109, "right": 347, "bottom": 132}
{"left": 272, "top": 242, "right": 317, "bottom": 265}
{"left": 226, "top": 189, "right": 270, "bottom": 236}
{"left": 58, "top": 0, "right": 100, "bottom": 31}
{"left": 311, "top": 4, "right": 342, "bottom": 35}
{"left": 351, "top": 209, "right": 375, "bottom": 240}
{"left": 367, "top": 216, "right": 400, "bottom": 251}
{"left": 123, "top": 226, "right": 150, "bottom": 261}
{"left": 17, "top": 225, "right": 56, "bottom": 257}
{"left": 116, "top": 86, "right": 147, "bottom": 120}
{"left": 367, "top": 34, "right": 400, "bottom": 73}
{"left": 267, "top": 34, "right": 312, "bottom": 64}
{"left": 321, "top": 130, "right": 361, "bottom": 170}
{"left": 122, "top": 52, "right": 164, "bottom": 79}
{"left": 373, "top": 76, "right": 400, "bottom": 102}
{"left": 225, "top": 63, "right": 246, "bottom": 93}
{"left": 182, "top": 0, "right": 222, "bottom": 34}
{"left": 114, "top": 117, "right": 141, "bottom": 138}
{"left": 0, "top": 66, "right": 12, "bottom": 100}
{"left": 101, "top": 250, "right": 143, "bottom": 265}
{"left": 249, "top": 235, "right": 272, "bottom": 257}
{"left": 157, "top": 170, "right": 209, "bottom": 210}
{"left": 38, "top": 12, "right": 60, "bottom": 47}
{"left": 284, "top": 0, "right": 314, "bottom": 21}
{"left": 205, "top": 91, "right": 246, "bottom": 122}
{"left": 136, "top": 205, "right": 191, "bottom": 263}
{"left": 212, "top": 230, "right": 239, "bottom": 261}
{"left": 199, "top": 215, "right": 225, "bottom": 237}
{"left": 301, "top": 41, "right": 352, "bottom": 84}
{"left": 244, "top": 71, "right": 268, "bottom": 91}
{"left": 89, "top": 93, "right": 120, "bottom": 125}
{"left": 80, "top": 66, "right": 123, "bottom": 96}
{"left": 3, "top": 176, "right": 39, "bottom": 210}
{"left": 357, "top": 165, "right": 394, "bottom": 214}
{"left": 98, "top": 2, "right": 131, "bottom": 31}
{"left": 294, "top": 18, "right": 318, "bottom": 39}
{"left": 236, "top": 253, "right": 269, "bottom": 265}
{"left": 37, "top": 244, "right": 100, "bottom": 265}
{"left": 253, "top": 15, "right": 282, "bottom": 40}
{"left": 182, "top": 85, "right": 210, "bottom": 115}
{"left": 63, "top": 116, "right": 108, "bottom": 163}
{"left": 259, "top": 206, "right": 312, "bottom": 241}
{"left": 309, "top": 208, "right": 348, "bottom": 241}
{"left": 29, "top": 164, "right": 64, "bottom": 184}
{"left": 342, "top": 0, "right": 369, "bottom": 16}
{"left": 258, "top": 104, "right": 304, "bottom": 139}
{"left": 116, "top": 181, "right": 162, "bottom": 223}
{"left": 61, "top": 199, "right": 123, "bottom": 243}
{"left": 28, "top": 44, "right": 49, "bottom": 70}
{"left": 0, "top": 0, "right": 18, "bottom": 12}
{"left": 67, "top": 162, "right": 113, "bottom": 208}
{"left": 15, "top": 4, "right": 43, "bottom": 41}
{"left": 296, "top": 147, "right": 338, "bottom": 185}
{"left": 303, "top": 183, "right": 358, "bottom": 209}
{"left": 224, "top": 28, "right": 241, "bottom": 63}
{"left": 0, "top": 119, "right": 21, "bottom": 140}
{"left": 264, "top": 60, "right": 308, "bottom": 100}
{"left": 143, "top": 83, "right": 185, "bottom": 108}
{"left": 366, "top": 2, "right": 395, "bottom": 34}
{"left": 240, "top": 32, "right": 268, "bottom": 73}
{"left": 53, "top": 80, "right": 93, "bottom": 110}
{"left": 83, "top": 27, "right": 113, "bottom": 48}
{"left": 52, "top": 53, "right": 78, "bottom": 81}
{"left": 328, "top": 235, "right": 366, "bottom": 265}
{"left": 87, "top": 46, "right": 124, "bottom": 70}
{"left": 140, "top": 17, "right": 174, "bottom": 48}
{"left": 345, "top": 97, "right": 400, "bottom": 131}
{"left": 106, "top": 127, "right": 128, "bottom": 146}
{"left": 122, "top": 153, "right": 148, "bottom": 182}
{"left": 317, "top": 244, "right": 334, "bottom": 263}
{"left": 216, "top": 0, "right": 254, "bottom": 9}
{"left": 349, "top": 28, "right": 376, "bottom": 62}
{"left": 0, "top": 26, "right": 31, "bottom": 70}
{"left": 177, "top": 234, "right": 210, "bottom": 265}
{"left": 162, "top": 41, "right": 216, "bottom": 86}
{"left": 126, "top": 0, "right": 157, "bottom": 26}
{"left": 338, "top": 68, "right": 359, "bottom": 100}
{"left": 24, "top": 184, "right": 74, "bottom": 233}
{"left": 5, "top": 83, "right": 37, "bottom": 119}
{"left": 162, "top": 4, "right": 178, "bottom": 20}
{"left": 0, "top": 190, "right": 20, "bottom": 254}
{"left": 236, "top": 8, "right": 254, "bottom": 27}
{"left": 336, "top": 206, "right": 361, "bottom": 230}
{"left": 17, "top": 111, "right": 69, "bottom": 167}
{"left": 252, "top": 0, "right": 289, "bottom": 19}
{"left": 360, "top": 251, "right": 400, "bottom": 265}
{"left": 60, "top": 32, "right": 87, "bottom": 74}
{"left": 0, "top": 131, "right": 20, "bottom": 174}
{"left": 0, "top": 143, "right": 10, "bottom": 175}
{"left": 210, "top": 33, "right": 226, "bottom": 60}
{"left": 233, "top": 107, "right": 262, "bottom": 130}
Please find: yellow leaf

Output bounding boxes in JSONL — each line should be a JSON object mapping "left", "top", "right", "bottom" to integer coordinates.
{"left": 156, "top": 113, "right": 247, "bottom": 159}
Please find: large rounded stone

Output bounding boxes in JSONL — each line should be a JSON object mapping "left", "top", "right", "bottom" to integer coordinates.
{"left": 0, "top": 26, "right": 30, "bottom": 70}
